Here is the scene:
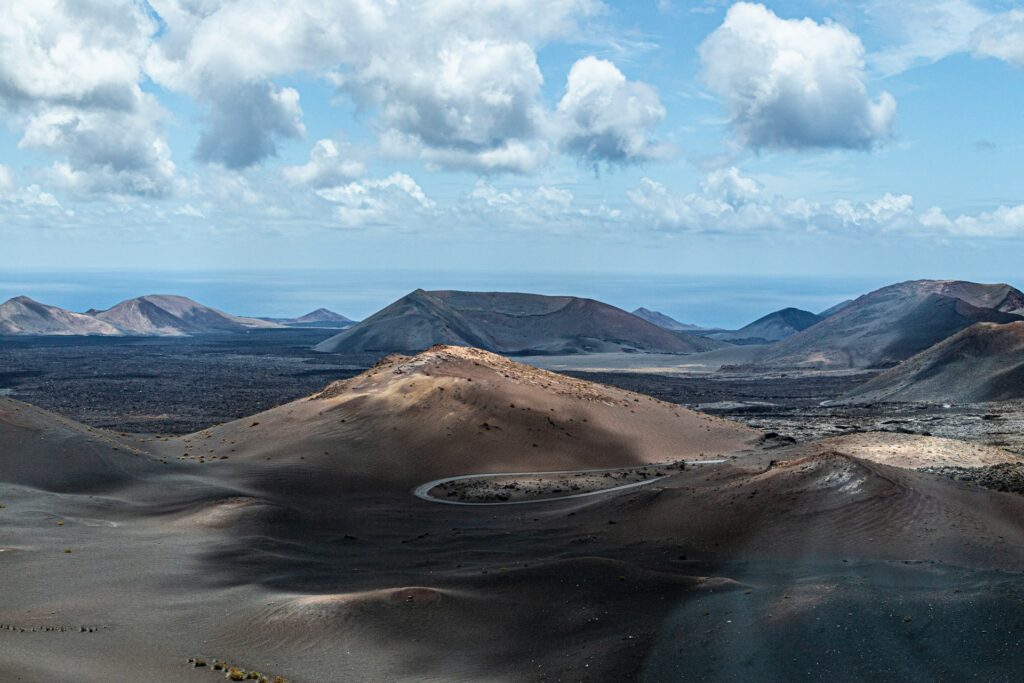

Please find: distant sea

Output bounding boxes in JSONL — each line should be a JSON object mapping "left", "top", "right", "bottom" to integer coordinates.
{"left": 0, "top": 269, "right": 894, "bottom": 329}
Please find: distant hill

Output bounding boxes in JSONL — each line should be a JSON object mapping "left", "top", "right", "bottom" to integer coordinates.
{"left": 92, "top": 295, "right": 283, "bottom": 336}
{"left": 314, "top": 289, "right": 718, "bottom": 355}
{"left": 845, "top": 322, "right": 1024, "bottom": 403}
{"left": 290, "top": 308, "right": 353, "bottom": 326}
{"left": 631, "top": 308, "right": 704, "bottom": 332}
{"left": 757, "top": 280, "right": 1024, "bottom": 369}
{"left": 0, "top": 296, "right": 122, "bottom": 336}
{"left": 260, "top": 308, "right": 355, "bottom": 329}
{"left": 705, "top": 308, "right": 822, "bottom": 345}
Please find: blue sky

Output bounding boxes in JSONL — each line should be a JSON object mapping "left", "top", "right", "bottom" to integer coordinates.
{"left": 2, "top": 0, "right": 1024, "bottom": 282}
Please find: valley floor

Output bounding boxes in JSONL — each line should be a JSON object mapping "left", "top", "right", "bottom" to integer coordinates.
{"left": 3, "top": 340, "right": 1024, "bottom": 681}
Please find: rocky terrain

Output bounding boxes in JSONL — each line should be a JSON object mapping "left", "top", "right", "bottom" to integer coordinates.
{"left": 4, "top": 348, "right": 1024, "bottom": 681}
{"left": 921, "top": 462, "right": 1024, "bottom": 495}
{"left": 846, "top": 321, "right": 1024, "bottom": 403}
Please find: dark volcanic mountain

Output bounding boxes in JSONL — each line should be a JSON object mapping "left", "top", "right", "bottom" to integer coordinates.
{"left": 706, "top": 307, "right": 822, "bottom": 345}
{"left": 631, "top": 307, "right": 704, "bottom": 331}
{"left": 290, "top": 308, "right": 353, "bottom": 326}
{"left": 846, "top": 321, "right": 1024, "bottom": 403}
{"left": 819, "top": 299, "right": 854, "bottom": 317}
{"left": 92, "top": 294, "right": 282, "bottom": 336}
{"left": 314, "top": 289, "right": 717, "bottom": 354}
{"left": 262, "top": 308, "right": 355, "bottom": 328}
{"left": 758, "top": 280, "right": 1024, "bottom": 369}
{"left": 0, "top": 296, "right": 122, "bottom": 336}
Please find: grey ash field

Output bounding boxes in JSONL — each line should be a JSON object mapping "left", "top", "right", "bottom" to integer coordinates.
{"left": 3, "top": 333, "right": 1024, "bottom": 681}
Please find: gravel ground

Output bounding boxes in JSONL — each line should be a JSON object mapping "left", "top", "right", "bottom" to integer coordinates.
{"left": 920, "top": 462, "right": 1024, "bottom": 495}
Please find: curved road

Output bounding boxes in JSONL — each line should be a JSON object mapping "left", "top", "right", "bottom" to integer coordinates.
{"left": 413, "top": 459, "right": 727, "bottom": 506}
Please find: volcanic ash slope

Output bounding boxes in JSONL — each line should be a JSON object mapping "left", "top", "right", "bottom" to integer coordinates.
{"left": 184, "top": 345, "right": 760, "bottom": 496}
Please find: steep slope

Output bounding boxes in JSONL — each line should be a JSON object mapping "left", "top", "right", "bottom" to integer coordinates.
{"left": 630, "top": 307, "right": 704, "bottom": 331}
{"left": 819, "top": 298, "right": 854, "bottom": 317}
{"left": 0, "top": 397, "right": 163, "bottom": 491}
{"left": 0, "top": 296, "right": 122, "bottom": 336}
{"left": 845, "top": 321, "right": 1024, "bottom": 403}
{"left": 706, "top": 307, "right": 822, "bottom": 345}
{"left": 314, "top": 289, "right": 714, "bottom": 355}
{"left": 757, "top": 280, "right": 1024, "bottom": 369}
{"left": 92, "top": 294, "right": 282, "bottom": 336}
{"left": 179, "top": 345, "right": 759, "bottom": 494}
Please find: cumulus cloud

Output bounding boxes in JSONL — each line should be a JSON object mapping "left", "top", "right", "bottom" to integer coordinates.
{"left": 555, "top": 57, "right": 672, "bottom": 167}
{"left": 316, "top": 172, "right": 434, "bottom": 227}
{"left": 699, "top": 166, "right": 761, "bottom": 205}
{"left": 0, "top": 0, "right": 177, "bottom": 196}
{"left": 20, "top": 100, "right": 178, "bottom": 197}
{"left": 193, "top": 82, "right": 305, "bottom": 168}
{"left": 283, "top": 139, "right": 365, "bottom": 187}
{"left": 144, "top": 0, "right": 599, "bottom": 172}
{"left": 342, "top": 36, "right": 546, "bottom": 173}
{"left": 627, "top": 169, "right": 1024, "bottom": 239}
{"left": 699, "top": 2, "right": 895, "bottom": 150}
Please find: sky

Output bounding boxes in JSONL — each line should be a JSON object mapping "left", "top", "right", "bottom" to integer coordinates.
{"left": 2, "top": 0, "right": 1024, "bottom": 282}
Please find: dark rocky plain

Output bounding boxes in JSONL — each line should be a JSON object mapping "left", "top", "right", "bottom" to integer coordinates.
{"left": 0, "top": 330, "right": 376, "bottom": 434}
{"left": 4, "top": 332, "right": 1024, "bottom": 458}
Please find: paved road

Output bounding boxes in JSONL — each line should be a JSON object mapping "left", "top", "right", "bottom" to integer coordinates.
{"left": 413, "top": 459, "right": 728, "bottom": 506}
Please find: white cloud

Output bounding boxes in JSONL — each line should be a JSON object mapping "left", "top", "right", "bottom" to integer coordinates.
{"left": 342, "top": 36, "right": 546, "bottom": 174}
{"left": 921, "top": 204, "right": 1024, "bottom": 238}
{"left": 972, "top": 9, "right": 1024, "bottom": 67}
{"left": 699, "top": 166, "right": 761, "bottom": 205}
{"left": 555, "top": 56, "right": 673, "bottom": 166}
{"left": 699, "top": 2, "right": 895, "bottom": 150}
{"left": 316, "top": 172, "right": 434, "bottom": 227}
{"left": 284, "top": 139, "right": 365, "bottom": 187}
{"left": 145, "top": 0, "right": 600, "bottom": 172}
{"left": 0, "top": 165, "right": 13, "bottom": 192}
{"left": 627, "top": 170, "right": 1024, "bottom": 239}
{"left": 866, "top": 1, "right": 990, "bottom": 75}
{"left": 0, "top": 0, "right": 177, "bottom": 196}
{"left": 865, "top": 3, "right": 1024, "bottom": 75}
{"left": 173, "top": 203, "right": 205, "bottom": 219}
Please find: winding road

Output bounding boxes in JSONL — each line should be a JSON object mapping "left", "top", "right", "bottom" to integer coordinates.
{"left": 413, "top": 459, "right": 728, "bottom": 506}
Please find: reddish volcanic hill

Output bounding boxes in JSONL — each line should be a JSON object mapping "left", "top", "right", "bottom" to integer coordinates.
{"left": 181, "top": 345, "right": 758, "bottom": 495}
